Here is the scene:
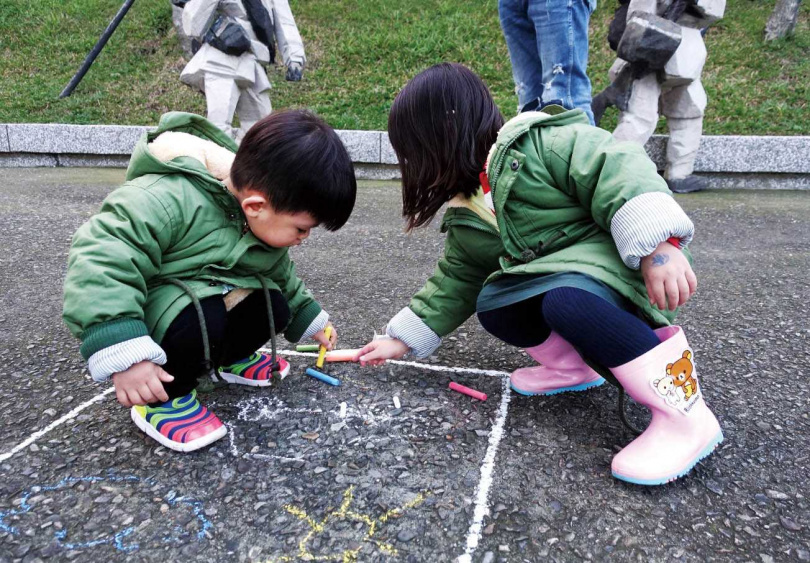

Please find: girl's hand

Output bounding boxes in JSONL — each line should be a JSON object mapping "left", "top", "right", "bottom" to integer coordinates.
{"left": 313, "top": 322, "right": 337, "bottom": 351}
{"left": 352, "top": 338, "right": 410, "bottom": 367}
{"left": 112, "top": 361, "right": 175, "bottom": 407}
{"left": 640, "top": 241, "right": 698, "bottom": 311}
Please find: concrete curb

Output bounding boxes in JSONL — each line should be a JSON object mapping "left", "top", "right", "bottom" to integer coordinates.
{"left": 1, "top": 123, "right": 808, "bottom": 188}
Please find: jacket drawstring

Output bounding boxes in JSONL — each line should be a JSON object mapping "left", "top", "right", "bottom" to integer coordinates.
{"left": 168, "top": 278, "right": 219, "bottom": 383}
{"left": 257, "top": 276, "right": 282, "bottom": 381}
{"left": 168, "top": 278, "right": 281, "bottom": 386}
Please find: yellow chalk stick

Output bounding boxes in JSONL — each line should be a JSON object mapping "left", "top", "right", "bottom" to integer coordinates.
{"left": 315, "top": 325, "right": 332, "bottom": 368}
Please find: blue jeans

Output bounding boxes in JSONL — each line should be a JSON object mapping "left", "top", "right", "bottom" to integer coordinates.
{"left": 499, "top": 0, "right": 596, "bottom": 124}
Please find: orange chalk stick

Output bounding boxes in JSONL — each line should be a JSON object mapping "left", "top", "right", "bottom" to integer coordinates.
{"left": 325, "top": 349, "right": 360, "bottom": 362}
{"left": 449, "top": 382, "right": 487, "bottom": 401}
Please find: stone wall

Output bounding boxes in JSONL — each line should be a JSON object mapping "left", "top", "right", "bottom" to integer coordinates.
{"left": 1, "top": 123, "right": 808, "bottom": 189}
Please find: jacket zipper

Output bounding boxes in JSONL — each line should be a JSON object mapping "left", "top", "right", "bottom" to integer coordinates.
{"left": 488, "top": 123, "right": 535, "bottom": 191}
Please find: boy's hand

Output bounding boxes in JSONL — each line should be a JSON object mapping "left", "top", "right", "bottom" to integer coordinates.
{"left": 641, "top": 240, "right": 698, "bottom": 311}
{"left": 112, "top": 361, "right": 175, "bottom": 407}
{"left": 353, "top": 338, "right": 410, "bottom": 367}
{"left": 313, "top": 322, "right": 337, "bottom": 351}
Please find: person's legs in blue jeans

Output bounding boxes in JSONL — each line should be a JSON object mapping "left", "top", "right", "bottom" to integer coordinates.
{"left": 500, "top": 0, "right": 595, "bottom": 123}
{"left": 499, "top": 0, "right": 545, "bottom": 113}
{"left": 528, "top": 0, "right": 595, "bottom": 124}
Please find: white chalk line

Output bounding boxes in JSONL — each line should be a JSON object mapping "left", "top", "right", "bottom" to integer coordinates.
{"left": 266, "top": 348, "right": 510, "bottom": 378}
{"left": 0, "top": 387, "right": 116, "bottom": 463}
{"left": 457, "top": 376, "right": 512, "bottom": 563}
{"left": 0, "top": 352, "right": 515, "bottom": 563}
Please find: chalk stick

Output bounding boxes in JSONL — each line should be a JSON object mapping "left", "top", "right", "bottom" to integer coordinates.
{"left": 449, "top": 382, "right": 487, "bottom": 401}
{"left": 316, "top": 325, "right": 333, "bottom": 368}
{"left": 325, "top": 349, "right": 360, "bottom": 362}
{"left": 305, "top": 368, "right": 340, "bottom": 386}
{"left": 296, "top": 344, "right": 320, "bottom": 352}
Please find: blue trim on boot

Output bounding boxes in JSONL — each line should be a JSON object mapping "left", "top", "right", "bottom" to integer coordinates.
{"left": 612, "top": 431, "right": 725, "bottom": 486}
{"left": 510, "top": 377, "right": 606, "bottom": 396}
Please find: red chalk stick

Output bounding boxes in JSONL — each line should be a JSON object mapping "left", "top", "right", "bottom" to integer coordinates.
{"left": 449, "top": 382, "right": 487, "bottom": 401}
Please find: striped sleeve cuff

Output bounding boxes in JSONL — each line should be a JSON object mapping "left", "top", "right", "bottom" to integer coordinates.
{"left": 300, "top": 310, "right": 330, "bottom": 341}
{"left": 87, "top": 336, "right": 167, "bottom": 382}
{"left": 610, "top": 192, "right": 695, "bottom": 270}
{"left": 385, "top": 307, "right": 442, "bottom": 359}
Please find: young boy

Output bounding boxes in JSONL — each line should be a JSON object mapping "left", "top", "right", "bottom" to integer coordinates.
{"left": 63, "top": 111, "right": 356, "bottom": 453}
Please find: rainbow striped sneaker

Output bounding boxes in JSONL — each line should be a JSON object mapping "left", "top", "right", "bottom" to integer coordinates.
{"left": 218, "top": 352, "right": 290, "bottom": 387}
{"left": 130, "top": 390, "right": 226, "bottom": 452}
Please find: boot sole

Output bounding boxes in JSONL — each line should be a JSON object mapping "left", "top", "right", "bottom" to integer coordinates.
{"left": 612, "top": 430, "right": 724, "bottom": 486}
{"left": 219, "top": 362, "right": 291, "bottom": 387}
{"left": 131, "top": 408, "right": 227, "bottom": 453}
{"left": 511, "top": 377, "right": 606, "bottom": 396}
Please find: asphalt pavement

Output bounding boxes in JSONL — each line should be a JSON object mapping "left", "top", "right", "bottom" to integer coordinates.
{"left": 0, "top": 168, "right": 808, "bottom": 562}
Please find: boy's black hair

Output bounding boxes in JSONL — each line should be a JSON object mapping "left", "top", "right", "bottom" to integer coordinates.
{"left": 388, "top": 63, "right": 504, "bottom": 230}
{"left": 231, "top": 110, "right": 357, "bottom": 230}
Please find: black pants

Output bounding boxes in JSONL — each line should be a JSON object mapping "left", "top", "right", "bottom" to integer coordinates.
{"left": 477, "top": 287, "right": 660, "bottom": 368}
{"left": 157, "top": 289, "right": 290, "bottom": 401}
{"left": 478, "top": 295, "right": 550, "bottom": 348}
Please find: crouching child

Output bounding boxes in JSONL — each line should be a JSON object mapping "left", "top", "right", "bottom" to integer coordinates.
{"left": 63, "top": 110, "right": 356, "bottom": 452}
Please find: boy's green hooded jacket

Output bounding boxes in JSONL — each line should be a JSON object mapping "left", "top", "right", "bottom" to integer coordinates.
{"left": 405, "top": 109, "right": 691, "bottom": 343}
{"left": 63, "top": 113, "right": 322, "bottom": 361}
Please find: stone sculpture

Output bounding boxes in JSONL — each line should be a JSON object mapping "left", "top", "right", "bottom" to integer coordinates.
{"left": 173, "top": 0, "right": 306, "bottom": 141}
{"left": 593, "top": 0, "right": 725, "bottom": 193}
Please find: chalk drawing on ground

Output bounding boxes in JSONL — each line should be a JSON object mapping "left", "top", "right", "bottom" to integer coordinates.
{"left": 0, "top": 474, "right": 211, "bottom": 553}
{"left": 266, "top": 485, "right": 430, "bottom": 563}
{"left": 0, "top": 353, "right": 512, "bottom": 562}
{"left": 221, "top": 379, "right": 443, "bottom": 463}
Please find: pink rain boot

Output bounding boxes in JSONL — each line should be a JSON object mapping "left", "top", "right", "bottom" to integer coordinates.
{"left": 610, "top": 326, "right": 723, "bottom": 485}
{"left": 510, "top": 332, "right": 605, "bottom": 396}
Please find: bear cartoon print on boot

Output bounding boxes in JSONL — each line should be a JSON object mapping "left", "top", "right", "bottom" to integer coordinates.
{"left": 609, "top": 326, "right": 723, "bottom": 485}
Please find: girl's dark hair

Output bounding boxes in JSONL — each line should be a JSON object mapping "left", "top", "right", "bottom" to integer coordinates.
{"left": 388, "top": 63, "right": 504, "bottom": 230}
{"left": 231, "top": 110, "right": 357, "bottom": 231}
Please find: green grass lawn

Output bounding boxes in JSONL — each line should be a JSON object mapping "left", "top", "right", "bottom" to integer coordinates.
{"left": 0, "top": 0, "right": 807, "bottom": 134}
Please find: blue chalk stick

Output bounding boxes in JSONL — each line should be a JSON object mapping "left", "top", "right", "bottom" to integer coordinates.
{"left": 305, "top": 368, "right": 340, "bottom": 386}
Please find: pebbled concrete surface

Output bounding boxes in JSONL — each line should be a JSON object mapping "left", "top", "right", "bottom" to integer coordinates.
{"left": 0, "top": 168, "right": 808, "bottom": 562}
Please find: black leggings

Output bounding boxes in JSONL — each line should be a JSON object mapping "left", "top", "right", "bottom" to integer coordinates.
{"left": 477, "top": 287, "right": 661, "bottom": 368}
{"left": 157, "top": 289, "right": 290, "bottom": 400}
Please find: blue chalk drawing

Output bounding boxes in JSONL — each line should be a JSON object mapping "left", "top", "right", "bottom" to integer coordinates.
{"left": 0, "top": 473, "right": 211, "bottom": 552}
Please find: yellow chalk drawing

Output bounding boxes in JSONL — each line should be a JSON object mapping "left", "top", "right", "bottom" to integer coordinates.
{"left": 266, "top": 486, "right": 429, "bottom": 562}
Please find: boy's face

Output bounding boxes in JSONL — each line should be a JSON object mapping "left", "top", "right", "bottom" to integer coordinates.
{"left": 239, "top": 192, "right": 319, "bottom": 248}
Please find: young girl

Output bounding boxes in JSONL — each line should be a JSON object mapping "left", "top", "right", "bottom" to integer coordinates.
{"left": 354, "top": 63, "right": 723, "bottom": 485}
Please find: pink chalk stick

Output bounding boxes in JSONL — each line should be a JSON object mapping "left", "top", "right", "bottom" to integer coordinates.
{"left": 325, "top": 349, "right": 361, "bottom": 363}
{"left": 449, "top": 382, "right": 487, "bottom": 401}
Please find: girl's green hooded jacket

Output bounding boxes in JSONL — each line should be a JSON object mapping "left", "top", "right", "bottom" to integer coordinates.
{"left": 406, "top": 109, "right": 691, "bottom": 341}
